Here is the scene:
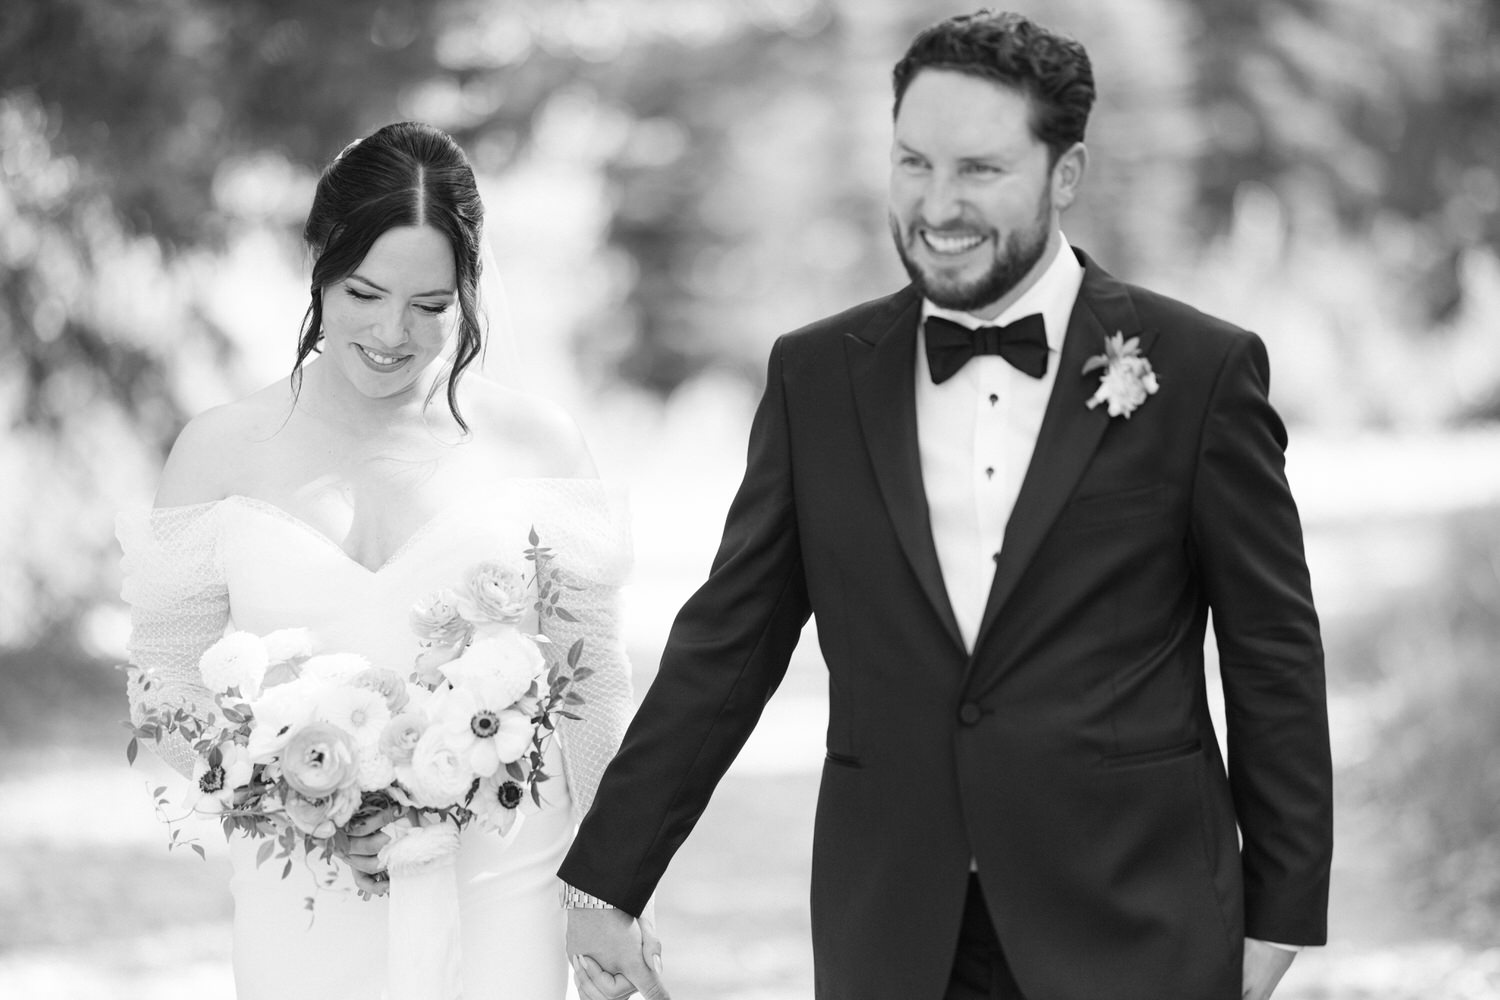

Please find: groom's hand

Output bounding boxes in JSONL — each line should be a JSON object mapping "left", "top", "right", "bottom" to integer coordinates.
{"left": 567, "top": 907, "right": 670, "bottom": 1000}
{"left": 1242, "top": 938, "right": 1295, "bottom": 1000}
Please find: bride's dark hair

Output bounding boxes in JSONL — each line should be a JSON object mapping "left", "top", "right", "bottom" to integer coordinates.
{"left": 293, "top": 121, "right": 485, "bottom": 431}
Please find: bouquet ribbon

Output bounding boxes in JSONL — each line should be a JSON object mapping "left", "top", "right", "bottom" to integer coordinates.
{"left": 381, "top": 818, "right": 464, "bottom": 1000}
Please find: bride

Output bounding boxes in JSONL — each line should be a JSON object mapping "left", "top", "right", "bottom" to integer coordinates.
{"left": 118, "top": 121, "right": 655, "bottom": 998}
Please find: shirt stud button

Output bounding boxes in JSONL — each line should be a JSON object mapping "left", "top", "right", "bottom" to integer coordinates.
{"left": 959, "top": 703, "right": 983, "bottom": 726}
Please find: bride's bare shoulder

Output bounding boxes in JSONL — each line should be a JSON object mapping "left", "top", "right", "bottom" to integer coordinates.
{"left": 154, "top": 381, "right": 295, "bottom": 507}
{"left": 461, "top": 376, "right": 597, "bottom": 479}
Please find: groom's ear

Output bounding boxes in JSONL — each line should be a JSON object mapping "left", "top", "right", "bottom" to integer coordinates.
{"left": 1051, "top": 142, "right": 1088, "bottom": 211}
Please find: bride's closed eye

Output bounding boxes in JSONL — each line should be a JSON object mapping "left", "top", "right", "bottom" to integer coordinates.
{"left": 344, "top": 286, "right": 449, "bottom": 315}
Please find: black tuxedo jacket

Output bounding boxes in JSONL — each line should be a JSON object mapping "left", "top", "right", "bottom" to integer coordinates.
{"left": 560, "top": 249, "right": 1332, "bottom": 1000}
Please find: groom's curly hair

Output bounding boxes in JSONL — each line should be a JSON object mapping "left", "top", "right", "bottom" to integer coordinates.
{"left": 892, "top": 10, "right": 1095, "bottom": 166}
{"left": 293, "top": 121, "right": 486, "bottom": 432}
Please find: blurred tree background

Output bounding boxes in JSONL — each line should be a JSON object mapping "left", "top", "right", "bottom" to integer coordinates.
{"left": 3, "top": 0, "right": 1500, "bottom": 994}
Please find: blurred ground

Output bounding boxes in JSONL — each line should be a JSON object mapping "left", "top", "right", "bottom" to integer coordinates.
{"left": 3, "top": 428, "right": 1500, "bottom": 998}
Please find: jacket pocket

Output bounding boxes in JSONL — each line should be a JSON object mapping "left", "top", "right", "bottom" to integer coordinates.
{"left": 1100, "top": 738, "right": 1201, "bottom": 770}
{"left": 824, "top": 749, "right": 863, "bottom": 769}
{"left": 1055, "top": 484, "right": 1169, "bottom": 531}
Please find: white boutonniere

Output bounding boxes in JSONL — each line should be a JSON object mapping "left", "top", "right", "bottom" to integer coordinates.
{"left": 1082, "top": 332, "right": 1159, "bottom": 418}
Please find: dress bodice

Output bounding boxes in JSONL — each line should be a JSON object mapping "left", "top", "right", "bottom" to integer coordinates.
{"left": 119, "top": 478, "right": 635, "bottom": 825}
{"left": 220, "top": 493, "right": 531, "bottom": 672}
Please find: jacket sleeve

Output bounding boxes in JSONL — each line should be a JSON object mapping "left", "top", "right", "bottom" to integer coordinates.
{"left": 1190, "top": 332, "right": 1333, "bottom": 945}
{"left": 558, "top": 335, "right": 812, "bottom": 914}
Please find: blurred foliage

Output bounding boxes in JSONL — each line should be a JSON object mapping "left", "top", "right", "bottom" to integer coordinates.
{"left": 2, "top": 0, "right": 448, "bottom": 246}
{"left": 1190, "top": 0, "right": 1500, "bottom": 324}
{"left": 3, "top": 0, "right": 1500, "bottom": 633}
{"left": 1348, "top": 507, "right": 1500, "bottom": 944}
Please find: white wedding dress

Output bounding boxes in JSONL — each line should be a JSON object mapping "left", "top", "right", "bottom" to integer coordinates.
{"left": 118, "top": 479, "right": 634, "bottom": 1000}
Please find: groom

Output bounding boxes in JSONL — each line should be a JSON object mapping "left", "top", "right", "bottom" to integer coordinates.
{"left": 560, "top": 10, "right": 1332, "bottom": 1000}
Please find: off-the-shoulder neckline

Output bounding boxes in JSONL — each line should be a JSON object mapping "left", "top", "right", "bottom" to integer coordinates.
{"left": 131, "top": 479, "right": 614, "bottom": 574}
{"left": 137, "top": 477, "right": 611, "bottom": 516}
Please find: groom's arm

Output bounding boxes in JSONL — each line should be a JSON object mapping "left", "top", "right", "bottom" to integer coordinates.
{"left": 559, "top": 334, "right": 813, "bottom": 914}
{"left": 1190, "top": 331, "right": 1333, "bottom": 946}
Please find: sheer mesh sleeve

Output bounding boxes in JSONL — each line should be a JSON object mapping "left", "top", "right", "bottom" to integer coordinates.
{"left": 117, "top": 503, "right": 229, "bottom": 778}
{"left": 523, "top": 480, "right": 635, "bottom": 826}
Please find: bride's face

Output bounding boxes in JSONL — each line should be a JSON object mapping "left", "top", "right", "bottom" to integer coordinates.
{"left": 320, "top": 224, "right": 459, "bottom": 401}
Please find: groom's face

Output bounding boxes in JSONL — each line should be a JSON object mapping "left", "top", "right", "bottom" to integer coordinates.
{"left": 889, "top": 69, "right": 1059, "bottom": 319}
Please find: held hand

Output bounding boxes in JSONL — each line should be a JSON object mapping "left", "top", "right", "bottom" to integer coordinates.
{"left": 638, "top": 900, "right": 664, "bottom": 983}
{"left": 567, "top": 907, "right": 670, "bottom": 1000}
{"left": 1242, "top": 938, "right": 1296, "bottom": 1000}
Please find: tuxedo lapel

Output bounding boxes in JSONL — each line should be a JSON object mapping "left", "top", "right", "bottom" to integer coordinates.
{"left": 845, "top": 287, "right": 966, "bottom": 654}
{"left": 970, "top": 251, "right": 1155, "bottom": 659}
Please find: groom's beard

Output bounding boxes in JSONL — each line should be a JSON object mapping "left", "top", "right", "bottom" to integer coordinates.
{"left": 890, "top": 191, "right": 1052, "bottom": 314}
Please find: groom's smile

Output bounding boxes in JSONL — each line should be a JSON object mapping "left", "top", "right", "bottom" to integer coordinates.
{"left": 919, "top": 229, "right": 988, "bottom": 256}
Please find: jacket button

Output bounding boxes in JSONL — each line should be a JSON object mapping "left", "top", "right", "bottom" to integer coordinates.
{"left": 958, "top": 702, "right": 982, "bottom": 726}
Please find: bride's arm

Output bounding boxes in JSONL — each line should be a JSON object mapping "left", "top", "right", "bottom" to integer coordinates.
{"left": 119, "top": 503, "right": 229, "bottom": 779}
{"left": 120, "top": 411, "right": 237, "bottom": 778}
{"left": 527, "top": 480, "right": 636, "bottom": 825}
{"left": 469, "top": 392, "right": 634, "bottom": 820}
{"left": 547, "top": 570, "right": 634, "bottom": 824}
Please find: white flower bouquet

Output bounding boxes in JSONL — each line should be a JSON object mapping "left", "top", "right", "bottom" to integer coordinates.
{"left": 127, "top": 529, "right": 588, "bottom": 997}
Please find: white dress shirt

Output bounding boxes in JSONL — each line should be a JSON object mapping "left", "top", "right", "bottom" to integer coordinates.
{"left": 915, "top": 235, "right": 1083, "bottom": 653}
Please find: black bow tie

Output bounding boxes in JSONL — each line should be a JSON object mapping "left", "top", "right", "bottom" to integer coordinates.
{"left": 924, "top": 314, "right": 1049, "bottom": 383}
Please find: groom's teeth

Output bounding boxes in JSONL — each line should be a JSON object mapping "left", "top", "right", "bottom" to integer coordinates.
{"left": 922, "top": 231, "right": 985, "bottom": 255}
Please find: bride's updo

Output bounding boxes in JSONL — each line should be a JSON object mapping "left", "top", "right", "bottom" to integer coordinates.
{"left": 294, "top": 121, "right": 486, "bottom": 429}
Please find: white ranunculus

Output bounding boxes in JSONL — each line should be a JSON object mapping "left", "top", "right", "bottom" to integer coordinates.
{"left": 440, "top": 633, "right": 544, "bottom": 709}
{"left": 379, "top": 710, "right": 429, "bottom": 766}
{"left": 410, "top": 588, "right": 472, "bottom": 646}
{"left": 199, "top": 632, "right": 270, "bottom": 699}
{"left": 400, "top": 724, "right": 479, "bottom": 808}
{"left": 455, "top": 560, "right": 530, "bottom": 626}
{"left": 283, "top": 786, "right": 360, "bottom": 839}
{"left": 356, "top": 743, "right": 397, "bottom": 791}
